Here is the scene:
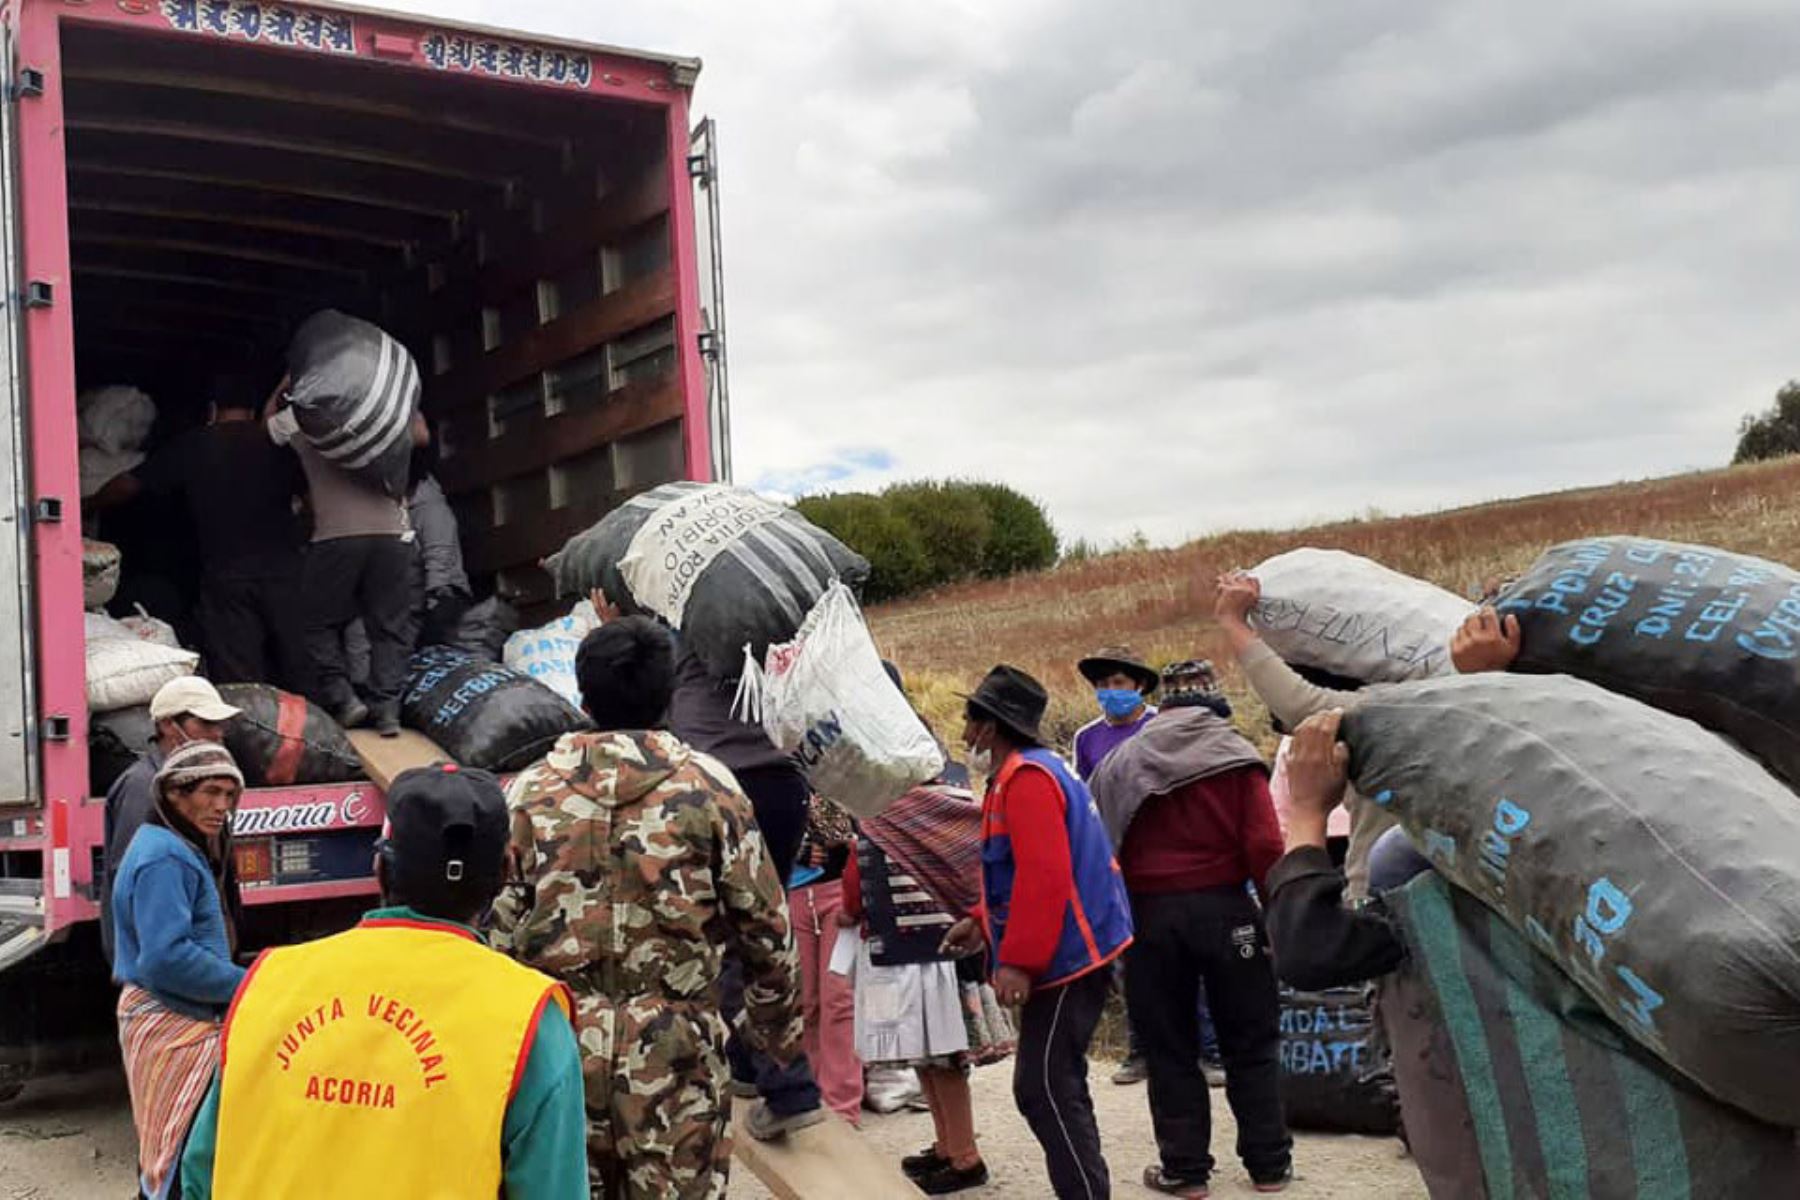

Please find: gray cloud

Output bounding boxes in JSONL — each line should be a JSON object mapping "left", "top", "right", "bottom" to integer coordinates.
{"left": 395, "top": 0, "right": 1800, "bottom": 545}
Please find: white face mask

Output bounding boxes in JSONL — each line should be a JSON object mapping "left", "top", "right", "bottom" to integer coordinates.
{"left": 965, "top": 734, "right": 994, "bottom": 778}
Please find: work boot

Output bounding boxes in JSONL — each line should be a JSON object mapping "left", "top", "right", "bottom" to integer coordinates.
{"left": 335, "top": 698, "right": 371, "bottom": 731}
{"left": 918, "top": 1161, "right": 989, "bottom": 1195}
{"left": 902, "top": 1148, "right": 950, "bottom": 1181}
{"left": 373, "top": 703, "right": 402, "bottom": 739}
{"left": 1112, "top": 1054, "right": 1149, "bottom": 1085}
{"left": 743, "top": 1099, "right": 825, "bottom": 1142}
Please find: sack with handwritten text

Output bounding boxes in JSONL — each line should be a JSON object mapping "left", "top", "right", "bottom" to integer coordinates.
{"left": 284, "top": 310, "right": 419, "bottom": 498}
{"left": 1496, "top": 536, "right": 1800, "bottom": 787}
{"left": 218, "top": 684, "right": 361, "bottom": 789}
{"left": 1345, "top": 671, "right": 1800, "bottom": 1127}
{"left": 545, "top": 482, "right": 870, "bottom": 681}
{"left": 1252, "top": 549, "right": 1473, "bottom": 683}
{"left": 1278, "top": 986, "right": 1399, "bottom": 1136}
{"left": 401, "top": 646, "right": 588, "bottom": 773}
{"left": 503, "top": 600, "right": 601, "bottom": 708}
{"left": 735, "top": 582, "right": 944, "bottom": 819}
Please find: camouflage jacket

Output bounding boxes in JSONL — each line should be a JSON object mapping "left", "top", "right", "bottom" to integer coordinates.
{"left": 490, "top": 729, "right": 802, "bottom": 1062}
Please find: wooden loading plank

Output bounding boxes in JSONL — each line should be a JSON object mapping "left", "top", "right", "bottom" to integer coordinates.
{"left": 730, "top": 1110, "right": 922, "bottom": 1200}
{"left": 346, "top": 730, "right": 453, "bottom": 792}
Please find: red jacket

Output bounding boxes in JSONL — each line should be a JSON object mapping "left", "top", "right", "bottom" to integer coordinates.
{"left": 1117, "top": 763, "right": 1285, "bottom": 896}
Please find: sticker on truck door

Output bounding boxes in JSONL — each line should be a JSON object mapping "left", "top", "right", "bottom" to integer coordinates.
{"left": 158, "top": 1, "right": 356, "bottom": 55}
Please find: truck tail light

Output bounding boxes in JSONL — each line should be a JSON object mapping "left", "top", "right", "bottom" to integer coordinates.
{"left": 236, "top": 840, "right": 274, "bottom": 886}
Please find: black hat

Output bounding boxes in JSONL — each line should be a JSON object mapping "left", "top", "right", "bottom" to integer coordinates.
{"left": 1077, "top": 646, "right": 1159, "bottom": 693}
{"left": 964, "top": 665, "right": 1048, "bottom": 746}
{"left": 380, "top": 763, "right": 509, "bottom": 910}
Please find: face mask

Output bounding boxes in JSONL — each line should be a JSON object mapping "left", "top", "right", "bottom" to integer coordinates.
{"left": 1097, "top": 688, "right": 1144, "bottom": 719}
{"left": 966, "top": 738, "right": 994, "bottom": 777}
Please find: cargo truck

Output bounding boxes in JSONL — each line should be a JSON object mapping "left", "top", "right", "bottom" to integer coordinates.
{"left": 0, "top": 0, "right": 729, "bottom": 1094}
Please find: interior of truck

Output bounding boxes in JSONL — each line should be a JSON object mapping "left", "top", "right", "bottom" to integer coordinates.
{"left": 60, "top": 21, "right": 693, "bottom": 613}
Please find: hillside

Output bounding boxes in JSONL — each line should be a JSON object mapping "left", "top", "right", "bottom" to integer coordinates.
{"left": 869, "top": 456, "right": 1800, "bottom": 751}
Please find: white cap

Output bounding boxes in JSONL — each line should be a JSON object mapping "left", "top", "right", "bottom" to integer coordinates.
{"left": 148, "top": 676, "right": 241, "bottom": 723}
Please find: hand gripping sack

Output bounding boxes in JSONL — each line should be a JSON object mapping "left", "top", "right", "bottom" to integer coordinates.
{"left": 544, "top": 482, "right": 871, "bottom": 681}
{"left": 217, "top": 684, "right": 362, "bottom": 788}
{"left": 401, "top": 646, "right": 589, "bottom": 773}
{"left": 502, "top": 600, "right": 600, "bottom": 708}
{"left": 1343, "top": 671, "right": 1800, "bottom": 1127}
{"left": 1277, "top": 986, "right": 1399, "bottom": 1136}
{"left": 84, "top": 612, "right": 198, "bottom": 713}
{"left": 1496, "top": 536, "right": 1800, "bottom": 787}
{"left": 737, "top": 582, "right": 944, "bottom": 819}
{"left": 285, "top": 310, "right": 419, "bottom": 498}
{"left": 1252, "top": 548, "right": 1473, "bottom": 682}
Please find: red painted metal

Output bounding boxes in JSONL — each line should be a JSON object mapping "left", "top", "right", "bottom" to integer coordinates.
{"left": 9, "top": 0, "right": 710, "bottom": 940}
{"left": 667, "top": 87, "right": 716, "bottom": 484}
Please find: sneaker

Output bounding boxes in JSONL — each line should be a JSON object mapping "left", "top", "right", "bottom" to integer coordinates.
{"left": 373, "top": 703, "right": 401, "bottom": 739}
{"left": 1202, "top": 1059, "right": 1227, "bottom": 1089}
{"left": 729, "top": 1079, "right": 760, "bottom": 1100}
{"left": 1112, "top": 1055, "right": 1149, "bottom": 1086}
{"left": 918, "top": 1161, "right": 990, "bottom": 1195}
{"left": 1252, "top": 1168, "right": 1295, "bottom": 1193}
{"left": 743, "top": 1100, "right": 826, "bottom": 1142}
{"left": 1142, "top": 1165, "right": 1209, "bottom": 1198}
{"left": 334, "top": 699, "right": 371, "bottom": 731}
{"left": 902, "top": 1148, "right": 950, "bottom": 1181}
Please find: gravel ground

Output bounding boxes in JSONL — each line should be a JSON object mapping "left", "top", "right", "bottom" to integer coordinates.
{"left": 0, "top": 1062, "right": 1424, "bottom": 1198}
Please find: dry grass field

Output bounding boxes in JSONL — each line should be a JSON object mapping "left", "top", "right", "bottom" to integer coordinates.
{"left": 871, "top": 456, "right": 1800, "bottom": 751}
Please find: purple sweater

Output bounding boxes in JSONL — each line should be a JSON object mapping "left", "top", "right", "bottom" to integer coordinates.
{"left": 1073, "top": 708, "right": 1157, "bottom": 782}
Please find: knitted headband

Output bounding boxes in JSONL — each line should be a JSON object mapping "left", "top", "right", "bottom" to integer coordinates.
{"left": 154, "top": 741, "right": 245, "bottom": 795}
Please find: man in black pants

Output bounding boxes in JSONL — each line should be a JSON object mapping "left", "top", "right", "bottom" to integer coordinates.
{"left": 1090, "top": 661, "right": 1294, "bottom": 1196}
{"left": 665, "top": 641, "right": 826, "bottom": 1141}
{"left": 268, "top": 387, "right": 424, "bottom": 737}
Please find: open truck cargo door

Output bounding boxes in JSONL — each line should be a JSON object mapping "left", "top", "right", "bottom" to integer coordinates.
{"left": 689, "top": 116, "right": 731, "bottom": 483}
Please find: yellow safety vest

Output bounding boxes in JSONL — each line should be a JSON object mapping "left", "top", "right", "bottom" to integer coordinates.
{"left": 212, "top": 917, "right": 570, "bottom": 1199}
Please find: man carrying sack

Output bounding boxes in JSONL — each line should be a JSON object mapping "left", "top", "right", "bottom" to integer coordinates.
{"left": 178, "top": 765, "right": 588, "bottom": 1198}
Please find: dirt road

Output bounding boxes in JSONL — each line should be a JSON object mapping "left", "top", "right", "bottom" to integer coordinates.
{"left": 0, "top": 1061, "right": 1422, "bottom": 1198}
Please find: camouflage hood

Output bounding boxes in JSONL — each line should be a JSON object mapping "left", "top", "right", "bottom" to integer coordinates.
{"left": 538, "top": 729, "right": 695, "bottom": 805}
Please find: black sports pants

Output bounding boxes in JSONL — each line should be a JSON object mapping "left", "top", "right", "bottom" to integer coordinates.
{"left": 300, "top": 536, "right": 412, "bottom": 710}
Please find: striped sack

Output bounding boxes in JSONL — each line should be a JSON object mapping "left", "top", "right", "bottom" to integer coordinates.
{"left": 1382, "top": 872, "right": 1800, "bottom": 1200}
{"left": 285, "top": 309, "right": 419, "bottom": 498}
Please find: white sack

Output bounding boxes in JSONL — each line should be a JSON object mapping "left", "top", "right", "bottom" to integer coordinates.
{"left": 1252, "top": 548, "right": 1474, "bottom": 682}
{"left": 502, "top": 600, "right": 600, "bottom": 708}
{"left": 85, "top": 613, "right": 198, "bottom": 713}
{"left": 77, "top": 387, "right": 156, "bottom": 499}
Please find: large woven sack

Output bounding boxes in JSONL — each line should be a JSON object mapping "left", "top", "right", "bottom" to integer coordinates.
{"left": 1252, "top": 548, "right": 1473, "bottom": 682}
{"left": 217, "top": 684, "right": 362, "bottom": 788}
{"left": 85, "top": 613, "right": 198, "bottom": 713}
{"left": 1277, "top": 986, "right": 1399, "bottom": 1136}
{"left": 502, "top": 600, "right": 600, "bottom": 708}
{"left": 285, "top": 310, "right": 418, "bottom": 498}
{"left": 545, "top": 482, "right": 870, "bottom": 681}
{"left": 76, "top": 386, "right": 155, "bottom": 498}
{"left": 1344, "top": 671, "right": 1800, "bottom": 1127}
{"left": 401, "top": 646, "right": 588, "bottom": 773}
{"left": 1382, "top": 870, "right": 1800, "bottom": 1199}
{"left": 1497, "top": 535, "right": 1800, "bottom": 787}
{"left": 83, "top": 539, "right": 121, "bottom": 610}
{"left": 89, "top": 706, "right": 153, "bottom": 795}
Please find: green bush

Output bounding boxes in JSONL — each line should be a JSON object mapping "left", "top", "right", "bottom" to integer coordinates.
{"left": 794, "top": 492, "right": 930, "bottom": 602}
{"left": 1735, "top": 382, "right": 1800, "bottom": 465}
{"left": 882, "top": 481, "right": 992, "bottom": 589}
{"left": 965, "top": 481, "right": 1059, "bottom": 578}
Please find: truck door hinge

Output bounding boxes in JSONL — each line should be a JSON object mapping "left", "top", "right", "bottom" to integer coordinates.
{"left": 23, "top": 281, "right": 52, "bottom": 309}
{"left": 40, "top": 715, "right": 68, "bottom": 742}
{"left": 686, "top": 153, "right": 713, "bottom": 184}
{"left": 698, "top": 330, "right": 723, "bottom": 360}
{"left": 32, "top": 497, "right": 61, "bottom": 524}
{"left": 9, "top": 68, "right": 43, "bottom": 102}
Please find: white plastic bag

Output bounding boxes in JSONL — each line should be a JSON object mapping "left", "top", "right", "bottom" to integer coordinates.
{"left": 736, "top": 581, "right": 944, "bottom": 818}
{"left": 85, "top": 612, "right": 198, "bottom": 713}
{"left": 77, "top": 386, "right": 156, "bottom": 498}
{"left": 502, "top": 600, "right": 600, "bottom": 708}
{"left": 1252, "top": 548, "right": 1474, "bottom": 683}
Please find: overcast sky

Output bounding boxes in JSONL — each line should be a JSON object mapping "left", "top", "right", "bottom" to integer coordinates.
{"left": 395, "top": 0, "right": 1800, "bottom": 546}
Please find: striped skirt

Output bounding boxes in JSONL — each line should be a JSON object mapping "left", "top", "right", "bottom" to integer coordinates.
{"left": 117, "top": 985, "right": 220, "bottom": 1200}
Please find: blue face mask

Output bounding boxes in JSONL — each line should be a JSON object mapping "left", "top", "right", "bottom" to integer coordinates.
{"left": 1097, "top": 688, "right": 1144, "bottom": 720}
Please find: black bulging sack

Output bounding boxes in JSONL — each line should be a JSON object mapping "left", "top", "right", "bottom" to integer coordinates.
{"left": 218, "top": 684, "right": 363, "bottom": 789}
{"left": 285, "top": 310, "right": 419, "bottom": 498}
{"left": 401, "top": 646, "right": 588, "bottom": 773}
{"left": 89, "top": 706, "right": 153, "bottom": 795}
{"left": 1497, "top": 536, "right": 1800, "bottom": 786}
{"left": 1277, "top": 985, "right": 1400, "bottom": 1136}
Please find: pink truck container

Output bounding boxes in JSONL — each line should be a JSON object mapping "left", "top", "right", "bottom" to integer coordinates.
{"left": 0, "top": 0, "right": 729, "bottom": 1094}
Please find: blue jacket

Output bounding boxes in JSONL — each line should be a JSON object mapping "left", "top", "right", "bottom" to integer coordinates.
{"left": 111, "top": 825, "right": 245, "bottom": 1020}
{"left": 982, "top": 748, "right": 1133, "bottom": 988}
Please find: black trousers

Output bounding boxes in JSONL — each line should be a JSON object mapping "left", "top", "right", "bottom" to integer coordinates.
{"left": 300, "top": 536, "right": 412, "bottom": 710}
{"left": 1015, "top": 966, "right": 1113, "bottom": 1200}
{"left": 719, "top": 763, "right": 822, "bottom": 1117}
{"left": 199, "top": 555, "right": 309, "bottom": 694}
{"left": 1125, "top": 887, "right": 1292, "bottom": 1185}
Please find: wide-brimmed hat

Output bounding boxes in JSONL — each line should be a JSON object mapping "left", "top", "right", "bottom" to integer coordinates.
{"left": 963, "top": 665, "right": 1048, "bottom": 746}
{"left": 1077, "top": 646, "right": 1159, "bottom": 693}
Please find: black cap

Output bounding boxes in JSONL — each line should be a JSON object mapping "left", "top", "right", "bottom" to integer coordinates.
{"left": 963, "top": 665, "right": 1048, "bottom": 746}
{"left": 381, "top": 763, "right": 509, "bottom": 912}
